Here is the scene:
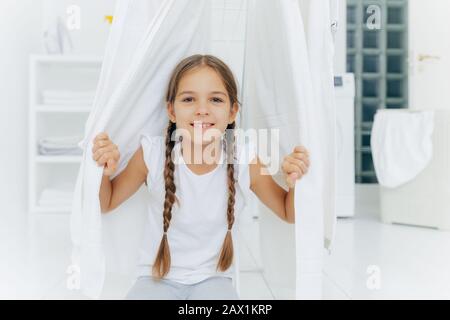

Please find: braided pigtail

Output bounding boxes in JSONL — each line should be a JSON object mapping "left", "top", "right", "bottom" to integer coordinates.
{"left": 217, "top": 122, "right": 237, "bottom": 272}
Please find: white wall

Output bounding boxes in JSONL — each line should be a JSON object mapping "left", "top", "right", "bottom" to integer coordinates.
{"left": 0, "top": 0, "right": 44, "bottom": 214}
{"left": 0, "top": 1, "right": 116, "bottom": 216}
{"left": 42, "top": 0, "right": 116, "bottom": 55}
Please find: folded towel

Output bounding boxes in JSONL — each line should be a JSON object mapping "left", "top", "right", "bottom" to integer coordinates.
{"left": 38, "top": 135, "right": 84, "bottom": 147}
{"left": 38, "top": 135, "right": 84, "bottom": 156}
{"left": 43, "top": 98, "right": 94, "bottom": 106}
{"left": 41, "top": 90, "right": 95, "bottom": 106}
{"left": 41, "top": 90, "right": 96, "bottom": 99}
{"left": 38, "top": 147, "right": 82, "bottom": 156}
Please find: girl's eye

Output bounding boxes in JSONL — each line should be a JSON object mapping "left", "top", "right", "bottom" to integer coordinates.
{"left": 211, "top": 97, "right": 224, "bottom": 103}
{"left": 182, "top": 97, "right": 193, "bottom": 102}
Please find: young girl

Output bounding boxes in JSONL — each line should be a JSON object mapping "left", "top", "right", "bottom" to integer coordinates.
{"left": 92, "top": 54, "right": 310, "bottom": 300}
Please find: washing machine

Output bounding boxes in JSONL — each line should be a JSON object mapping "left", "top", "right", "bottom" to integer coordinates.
{"left": 334, "top": 73, "right": 355, "bottom": 217}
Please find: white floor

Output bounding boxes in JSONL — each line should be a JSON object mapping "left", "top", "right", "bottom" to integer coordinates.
{"left": 1, "top": 185, "right": 450, "bottom": 299}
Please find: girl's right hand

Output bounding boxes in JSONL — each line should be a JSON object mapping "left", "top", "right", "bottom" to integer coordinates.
{"left": 92, "top": 132, "right": 120, "bottom": 176}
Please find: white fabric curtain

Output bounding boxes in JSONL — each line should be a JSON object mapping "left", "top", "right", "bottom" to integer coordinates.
{"left": 243, "top": 0, "right": 337, "bottom": 299}
{"left": 71, "top": 0, "right": 337, "bottom": 299}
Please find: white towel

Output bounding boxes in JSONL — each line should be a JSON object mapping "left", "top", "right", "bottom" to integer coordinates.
{"left": 41, "top": 90, "right": 95, "bottom": 106}
{"left": 42, "top": 90, "right": 96, "bottom": 99}
{"left": 38, "top": 147, "right": 82, "bottom": 156}
{"left": 38, "top": 135, "right": 84, "bottom": 155}
{"left": 43, "top": 98, "right": 94, "bottom": 106}
{"left": 371, "top": 109, "right": 434, "bottom": 188}
{"left": 38, "top": 135, "right": 84, "bottom": 148}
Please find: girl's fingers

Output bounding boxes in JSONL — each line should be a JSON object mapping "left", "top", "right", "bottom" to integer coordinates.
{"left": 294, "top": 145, "right": 308, "bottom": 155}
{"left": 93, "top": 132, "right": 109, "bottom": 144}
{"left": 92, "top": 139, "right": 110, "bottom": 154}
{"left": 103, "top": 159, "right": 117, "bottom": 175}
{"left": 291, "top": 152, "right": 309, "bottom": 165}
{"left": 97, "top": 151, "right": 115, "bottom": 167}
{"left": 113, "top": 148, "right": 120, "bottom": 161}
{"left": 107, "top": 158, "right": 116, "bottom": 171}
{"left": 283, "top": 161, "right": 303, "bottom": 179}
{"left": 286, "top": 160, "right": 303, "bottom": 176}
{"left": 287, "top": 172, "right": 298, "bottom": 188}
{"left": 281, "top": 159, "right": 293, "bottom": 175}
{"left": 285, "top": 157, "right": 307, "bottom": 176}
{"left": 93, "top": 144, "right": 117, "bottom": 161}
{"left": 295, "top": 158, "right": 309, "bottom": 174}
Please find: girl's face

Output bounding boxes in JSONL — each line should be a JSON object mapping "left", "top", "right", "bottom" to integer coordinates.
{"left": 167, "top": 66, "right": 238, "bottom": 145}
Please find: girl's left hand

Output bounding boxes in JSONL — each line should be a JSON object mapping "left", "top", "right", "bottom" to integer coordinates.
{"left": 281, "top": 146, "right": 310, "bottom": 189}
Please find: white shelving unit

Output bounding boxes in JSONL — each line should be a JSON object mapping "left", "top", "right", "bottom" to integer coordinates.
{"left": 28, "top": 55, "right": 102, "bottom": 217}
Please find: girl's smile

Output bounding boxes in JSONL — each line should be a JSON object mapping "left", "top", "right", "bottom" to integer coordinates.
{"left": 190, "top": 120, "right": 216, "bottom": 131}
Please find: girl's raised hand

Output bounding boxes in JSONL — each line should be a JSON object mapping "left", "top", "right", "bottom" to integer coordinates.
{"left": 281, "top": 145, "right": 310, "bottom": 189}
{"left": 92, "top": 132, "right": 120, "bottom": 176}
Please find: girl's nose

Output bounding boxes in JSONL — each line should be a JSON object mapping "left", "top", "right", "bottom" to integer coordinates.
{"left": 195, "top": 101, "right": 209, "bottom": 115}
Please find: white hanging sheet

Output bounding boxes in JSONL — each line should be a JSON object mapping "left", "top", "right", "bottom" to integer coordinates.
{"left": 243, "top": 0, "right": 337, "bottom": 299}
{"left": 71, "top": 0, "right": 337, "bottom": 299}
{"left": 71, "top": 0, "right": 211, "bottom": 298}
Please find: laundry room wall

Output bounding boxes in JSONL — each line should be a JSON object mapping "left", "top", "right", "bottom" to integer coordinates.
{"left": 42, "top": 0, "right": 116, "bottom": 55}
{"left": 0, "top": 0, "right": 44, "bottom": 214}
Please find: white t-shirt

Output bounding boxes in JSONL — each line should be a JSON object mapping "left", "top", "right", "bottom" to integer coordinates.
{"left": 136, "top": 134, "right": 256, "bottom": 284}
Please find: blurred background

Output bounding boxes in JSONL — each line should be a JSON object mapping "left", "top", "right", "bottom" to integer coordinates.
{"left": 0, "top": 0, "right": 449, "bottom": 299}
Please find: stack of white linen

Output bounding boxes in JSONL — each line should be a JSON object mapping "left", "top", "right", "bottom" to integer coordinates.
{"left": 41, "top": 90, "right": 96, "bottom": 106}
{"left": 38, "top": 135, "right": 83, "bottom": 156}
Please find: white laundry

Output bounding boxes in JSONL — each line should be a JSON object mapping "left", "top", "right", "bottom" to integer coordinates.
{"left": 41, "top": 90, "right": 95, "bottom": 106}
{"left": 243, "top": 0, "right": 337, "bottom": 299}
{"left": 42, "top": 90, "right": 96, "bottom": 99}
{"left": 371, "top": 109, "right": 435, "bottom": 188}
{"left": 43, "top": 98, "right": 94, "bottom": 106}
{"left": 70, "top": 0, "right": 337, "bottom": 299}
{"left": 71, "top": 0, "right": 212, "bottom": 299}
{"left": 38, "top": 135, "right": 83, "bottom": 155}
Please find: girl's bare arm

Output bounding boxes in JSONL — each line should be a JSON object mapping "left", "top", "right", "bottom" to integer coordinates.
{"left": 249, "top": 157, "right": 290, "bottom": 223}
{"left": 249, "top": 146, "right": 309, "bottom": 224}
{"left": 99, "top": 147, "right": 148, "bottom": 213}
{"left": 93, "top": 132, "right": 148, "bottom": 213}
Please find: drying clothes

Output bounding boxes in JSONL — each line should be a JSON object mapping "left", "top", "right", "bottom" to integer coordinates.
{"left": 71, "top": 0, "right": 218, "bottom": 299}
{"left": 70, "top": 0, "right": 337, "bottom": 300}
{"left": 243, "top": 0, "right": 337, "bottom": 299}
{"left": 371, "top": 109, "right": 435, "bottom": 188}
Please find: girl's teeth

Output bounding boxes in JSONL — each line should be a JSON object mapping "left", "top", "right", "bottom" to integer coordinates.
{"left": 194, "top": 123, "right": 212, "bottom": 128}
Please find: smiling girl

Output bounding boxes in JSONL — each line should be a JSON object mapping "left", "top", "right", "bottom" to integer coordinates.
{"left": 92, "top": 54, "right": 309, "bottom": 300}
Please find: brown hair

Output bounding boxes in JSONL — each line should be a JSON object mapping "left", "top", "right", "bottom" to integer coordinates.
{"left": 152, "top": 54, "right": 240, "bottom": 279}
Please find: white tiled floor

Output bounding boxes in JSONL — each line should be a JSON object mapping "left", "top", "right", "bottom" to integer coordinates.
{"left": 1, "top": 189, "right": 450, "bottom": 299}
